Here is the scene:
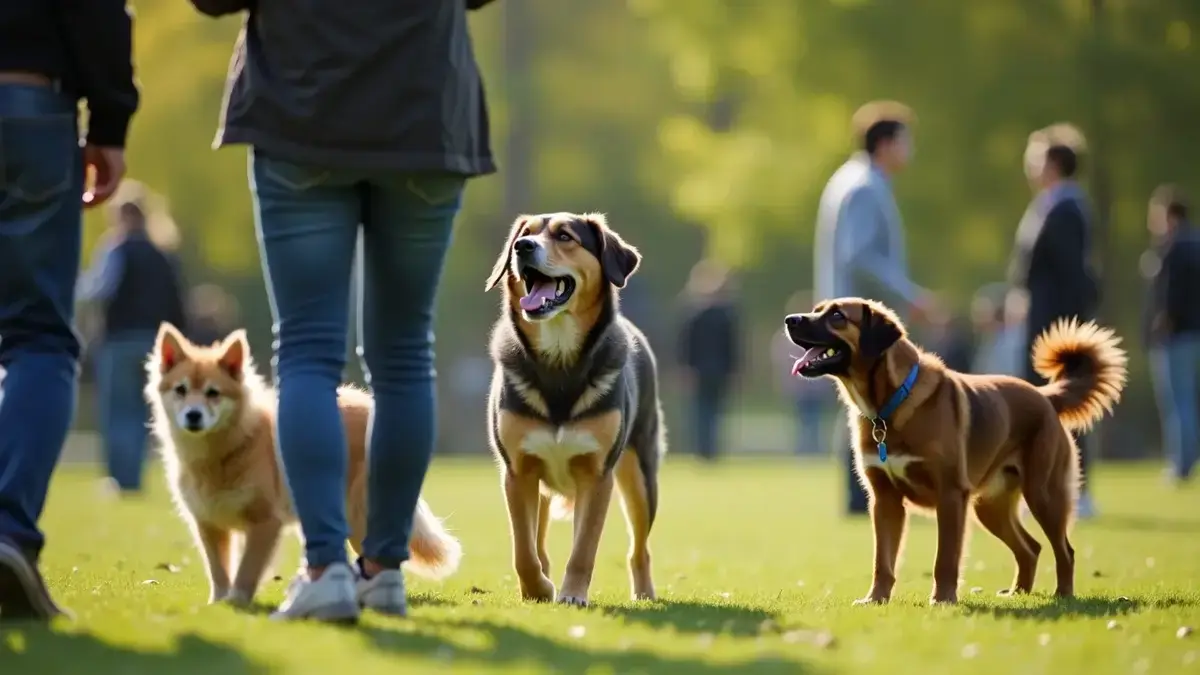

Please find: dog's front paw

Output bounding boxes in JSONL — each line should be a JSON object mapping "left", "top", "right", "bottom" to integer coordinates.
{"left": 208, "top": 588, "right": 231, "bottom": 605}
{"left": 519, "top": 575, "right": 556, "bottom": 603}
{"left": 557, "top": 594, "right": 589, "bottom": 608}
{"left": 222, "top": 589, "right": 253, "bottom": 608}
{"left": 929, "top": 593, "right": 958, "bottom": 605}
{"left": 852, "top": 595, "right": 889, "bottom": 606}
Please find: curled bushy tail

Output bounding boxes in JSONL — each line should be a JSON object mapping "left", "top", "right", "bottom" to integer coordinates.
{"left": 1032, "top": 318, "right": 1128, "bottom": 432}
{"left": 406, "top": 498, "right": 463, "bottom": 580}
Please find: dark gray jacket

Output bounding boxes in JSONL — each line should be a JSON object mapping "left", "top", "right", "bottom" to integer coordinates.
{"left": 191, "top": 0, "right": 497, "bottom": 174}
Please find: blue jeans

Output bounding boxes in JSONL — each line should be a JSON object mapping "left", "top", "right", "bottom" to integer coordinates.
{"left": 691, "top": 386, "right": 727, "bottom": 461}
{"left": 250, "top": 149, "right": 465, "bottom": 569}
{"left": 1151, "top": 335, "right": 1200, "bottom": 480}
{"left": 794, "top": 398, "right": 824, "bottom": 455}
{"left": 97, "top": 331, "right": 157, "bottom": 491}
{"left": 0, "top": 84, "right": 84, "bottom": 558}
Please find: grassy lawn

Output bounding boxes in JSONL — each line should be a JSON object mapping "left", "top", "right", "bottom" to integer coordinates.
{"left": 1, "top": 457, "right": 1198, "bottom": 674}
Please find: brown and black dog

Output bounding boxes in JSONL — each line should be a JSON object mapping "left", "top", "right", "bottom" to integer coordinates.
{"left": 784, "top": 298, "right": 1127, "bottom": 605}
{"left": 484, "top": 212, "right": 666, "bottom": 607}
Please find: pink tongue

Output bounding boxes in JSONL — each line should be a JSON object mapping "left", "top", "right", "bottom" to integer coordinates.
{"left": 520, "top": 281, "right": 558, "bottom": 311}
{"left": 791, "top": 347, "right": 823, "bottom": 376}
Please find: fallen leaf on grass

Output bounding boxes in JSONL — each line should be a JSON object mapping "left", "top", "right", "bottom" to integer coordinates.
{"left": 1178, "top": 626, "right": 1194, "bottom": 639}
{"left": 141, "top": 579, "right": 159, "bottom": 585}
{"left": 1106, "top": 620, "right": 1121, "bottom": 630}
{"left": 154, "top": 563, "right": 180, "bottom": 573}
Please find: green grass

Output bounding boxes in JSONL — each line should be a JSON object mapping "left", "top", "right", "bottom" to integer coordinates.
{"left": 1, "top": 458, "right": 1198, "bottom": 674}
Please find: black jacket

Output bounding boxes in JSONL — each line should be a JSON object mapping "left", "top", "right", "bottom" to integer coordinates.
{"left": 105, "top": 235, "right": 187, "bottom": 337}
{"left": 1143, "top": 226, "right": 1200, "bottom": 344}
{"left": 0, "top": 0, "right": 139, "bottom": 146}
{"left": 1008, "top": 196, "right": 1100, "bottom": 368}
{"left": 677, "top": 299, "right": 740, "bottom": 391}
{"left": 192, "top": 0, "right": 497, "bottom": 174}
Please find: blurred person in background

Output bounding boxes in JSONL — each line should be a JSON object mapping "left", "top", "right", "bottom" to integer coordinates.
{"left": 186, "top": 283, "right": 240, "bottom": 347}
{"left": 969, "top": 283, "right": 1025, "bottom": 377}
{"left": 1006, "top": 123, "right": 1101, "bottom": 518}
{"left": 930, "top": 312, "right": 974, "bottom": 374}
{"left": 77, "top": 181, "right": 187, "bottom": 495}
{"left": 677, "top": 258, "right": 741, "bottom": 462}
{"left": 772, "top": 291, "right": 835, "bottom": 455}
{"left": 0, "top": 0, "right": 138, "bottom": 621}
{"left": 813, "top": 100, "right": 938, "bottom": 515}
{"left": 189, "top": 0, "right": 497, "bottom": 621}
{"left": 1141, "top": 185, "right": 1200, "bottom": 485}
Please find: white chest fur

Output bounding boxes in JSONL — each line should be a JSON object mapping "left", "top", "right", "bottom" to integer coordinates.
{"left": 519, "top": 427, "right": 602, "bottom": 497}
{"left": 861, "top": 450, "right": 923, "bottom": 486}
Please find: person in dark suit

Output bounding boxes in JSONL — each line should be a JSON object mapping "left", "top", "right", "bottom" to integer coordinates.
{"left": 1006, "top": 123, "right": 1101, "bottom": 518}
{"left": 1142, "top": 185, "right": 1200, "bottom": 485}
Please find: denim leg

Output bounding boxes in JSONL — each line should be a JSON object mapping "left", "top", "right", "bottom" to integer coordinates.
{"left": 98, "top": 333, "right": 156, "bottom": 490}
{"left": 251, "top": 150, "right": 361, "bottom": 568}
{"left": 692, "top": 388, "right": 722, "bottom": 460}
{"left": 1157, "top": 337, "right": 1200, "bottom": 479}
{"left": 0, "top": 85, "right": 84, "bottom": 557}
{"left": 357, "top": 172, "right": 464, "bottom": 568}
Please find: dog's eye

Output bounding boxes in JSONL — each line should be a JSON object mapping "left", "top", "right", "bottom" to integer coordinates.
{"left": 556, "top": 231, "right": 572, "bottom": 242}
{"left": 173, "top": 384, "right": 187, "bottom": 396}
{"left": 204, "top": 387, "right": 221, "bottom": 400}
{"left": 829, "top": 310, "right": 847, "bottom": 326}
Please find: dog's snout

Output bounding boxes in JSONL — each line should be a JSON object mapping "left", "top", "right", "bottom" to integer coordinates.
{"left": 514, "top": 238, "right": 538, "bottom": 256}
{"left": 785, "top": 314, "right": 806, "bottom": 328}
{"left": 184, "top": 409, "right": 203, "bottom": 428}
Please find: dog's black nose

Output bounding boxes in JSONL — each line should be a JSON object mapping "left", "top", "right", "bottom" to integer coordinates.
{"left": 785, "top": 314, "right": 806, "bottom": 328}
{"left": 514, "top": 238, "right": 538, "bottom": 256}
{"left": 185, "top": 409, "right": 203, "bottom": 427}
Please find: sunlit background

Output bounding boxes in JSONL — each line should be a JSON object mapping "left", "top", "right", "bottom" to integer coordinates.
{"left": 70, "top": 0, "right": 1200, "bottom": 463}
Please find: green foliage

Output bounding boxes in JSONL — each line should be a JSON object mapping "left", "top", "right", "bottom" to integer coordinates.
{"left": 99, "top": 0, "right": 1199, "bottom": 443}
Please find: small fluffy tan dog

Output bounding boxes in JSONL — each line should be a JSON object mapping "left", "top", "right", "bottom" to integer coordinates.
{"left": 146, "top": 323, "right": 462, "bottom": 606}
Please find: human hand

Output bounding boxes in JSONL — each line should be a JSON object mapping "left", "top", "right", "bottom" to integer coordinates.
{"left": 82, "top": 145, "right": 126, "bottom": 209}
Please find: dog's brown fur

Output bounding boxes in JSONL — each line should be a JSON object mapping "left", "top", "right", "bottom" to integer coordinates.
{"left": 146, "top": 324, "right": 462, "bottom": 606}
{"left": 485, "top": 213, "right": 666, "bottom": 607}
{"left": 784, "top": 298, "right": 1127, "bottom": 605}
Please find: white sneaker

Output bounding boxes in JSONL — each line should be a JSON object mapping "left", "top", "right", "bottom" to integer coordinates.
{"left": 356, "top": 568, "right": 408, "bottom": 617}
{"left": 270, "top": 562, "right": 360, "bottom": 623}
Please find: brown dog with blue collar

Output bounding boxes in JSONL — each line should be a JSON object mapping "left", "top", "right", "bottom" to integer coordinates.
{"left": 785, "top": 298, "right": 1126, "bottom": 605}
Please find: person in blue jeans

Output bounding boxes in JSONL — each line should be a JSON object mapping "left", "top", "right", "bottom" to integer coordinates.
{"left": 0, "top": 0, "right": 138, "bottom": 621}
{"left": 1143, "top": 185, "right": 1200, "bottom": 484}
{"left": 77, "top": 183, "right": 187, "bottom": 494}
{"left": 190, "top": 0, "right": 497, "bottom": 622}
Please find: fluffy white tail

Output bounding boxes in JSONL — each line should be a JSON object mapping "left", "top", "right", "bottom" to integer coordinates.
{"left": 405, "top": 498, "right": 463, "bottom": 580}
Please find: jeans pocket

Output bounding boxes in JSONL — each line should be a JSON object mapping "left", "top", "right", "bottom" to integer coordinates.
{"left": 255, "top": 152, "right": 333, "bottom": 192}
{"left": 0, "top": 115, "right": 77, "bottom": 217}
{"left": 405, "top": 172, "right": 466, "bottom": 207}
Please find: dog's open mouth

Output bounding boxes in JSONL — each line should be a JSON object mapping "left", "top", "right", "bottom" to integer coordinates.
{"left": 519, "top": 266, "right": 576, "bottom": 317}
{"left": 791, "top": 343, "right": 848, "bottom": 377}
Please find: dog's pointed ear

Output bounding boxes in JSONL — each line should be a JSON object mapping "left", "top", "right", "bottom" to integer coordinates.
{"left": 859, "top": 304, "right": 903, "bottom": 360}
{"left": 584, "top": 214, "right": 641, "bottom": 288}
{"left": 155, "top": 322, "right": 187, "bottom": 373}
{"left": 218, "top": 329, "right": 249, "bottom": 379}
{"left": 485, "top": 216, "right": 530, "bottom": 292}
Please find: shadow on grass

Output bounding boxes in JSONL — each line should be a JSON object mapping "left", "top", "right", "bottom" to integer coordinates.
{"left": 1089, "top": 513, "right": 1200, "bottom": 535}
{"left": 959, "top": 593, "right": 1198, "bottom": 620}
{"left": 357, "top": 617, "right": 819, "bottom": 675}
{"left": 600, "top": 598, "right": 778, "bottom": 637}
{"left": 0, "top": 626, "right": 268, "bottom": 675}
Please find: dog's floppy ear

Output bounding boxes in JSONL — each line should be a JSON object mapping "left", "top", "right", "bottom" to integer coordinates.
{"left": 218, "top": 329, "right": 249, "bottom": 379}
{"left": 859, "top": 304, "right": 902, "bottom": 360}
{"left": 485, "top": 216, "right": 530, "bottom": 292}
{"left": 154, "top": 322, "right": 187, "bottom": 373}
{"left": 584, "top": 214, "right": 641, "bottom": 288}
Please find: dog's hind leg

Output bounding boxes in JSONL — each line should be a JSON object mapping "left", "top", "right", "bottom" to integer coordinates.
{"left": 1023, "top": 426, "right": 1078, "bottom": 598}
{"left": 615, "top": 449, "right": 655, "bottom": 601}
{"left": 973, "top": 471, "right": 1041, "bottom": 595}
